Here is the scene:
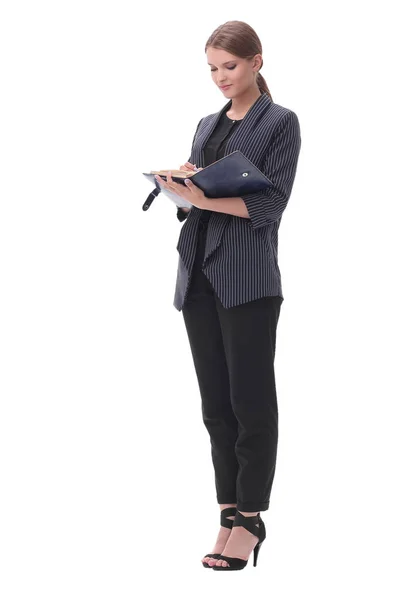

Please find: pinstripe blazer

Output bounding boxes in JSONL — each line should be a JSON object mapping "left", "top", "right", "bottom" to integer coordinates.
{"left": 173, "top": 92, "right": 301, "bottom": 311}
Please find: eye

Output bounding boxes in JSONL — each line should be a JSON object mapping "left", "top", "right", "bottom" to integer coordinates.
{"left": 210, "top": 65, "right": 236, "bottom": 72}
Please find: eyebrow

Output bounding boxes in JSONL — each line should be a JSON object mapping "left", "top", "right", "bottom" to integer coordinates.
{"left": 207, "top": 61, "right": 236, "bottom": 66}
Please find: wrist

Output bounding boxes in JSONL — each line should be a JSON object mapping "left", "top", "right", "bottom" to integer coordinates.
{"left": 201, "top": 196, "right": 210, "bottom": 210}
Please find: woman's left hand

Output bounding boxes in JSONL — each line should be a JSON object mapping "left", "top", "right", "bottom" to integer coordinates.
{"left": 155, "top": 171, "right": 209, "bottom": 209}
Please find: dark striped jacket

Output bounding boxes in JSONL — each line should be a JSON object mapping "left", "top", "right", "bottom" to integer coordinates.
{"left": 173, "top": 92, "right": 301, "bottom": 311}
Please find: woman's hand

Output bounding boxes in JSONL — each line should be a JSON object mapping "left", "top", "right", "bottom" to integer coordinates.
{"left": 155, "top": 169, "right": 208, "bottom": 209}
{"left": 179, "top": 161, "right": 204, "bottom": 172}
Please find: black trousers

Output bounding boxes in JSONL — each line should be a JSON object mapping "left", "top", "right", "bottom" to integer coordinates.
{"left": 181, "top": 220, "right": 282, "bottom": 512}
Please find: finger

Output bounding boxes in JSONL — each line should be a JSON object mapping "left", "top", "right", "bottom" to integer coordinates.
{"left": 155, "top": 174, "right": 165, "bottom": 187}
{"left": 166, "top": 172, "right": 183, "bottom": 193}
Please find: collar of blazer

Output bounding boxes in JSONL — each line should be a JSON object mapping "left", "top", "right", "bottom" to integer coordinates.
{"left": 196, "top": 92, "right": 273, "bottom": 165}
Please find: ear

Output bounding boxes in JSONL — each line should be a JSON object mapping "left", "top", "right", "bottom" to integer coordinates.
{"left": 253, "top": 54, "right": 263, "bottom": 71}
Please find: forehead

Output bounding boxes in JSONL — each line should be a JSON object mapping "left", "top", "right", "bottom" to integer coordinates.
{"left": 206, "top": 48, "right": 240, "bottom": 65}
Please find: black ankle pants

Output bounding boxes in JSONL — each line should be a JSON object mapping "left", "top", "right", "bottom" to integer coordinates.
{"left": 181, "top": 220, "right": 282, "bottom": 512}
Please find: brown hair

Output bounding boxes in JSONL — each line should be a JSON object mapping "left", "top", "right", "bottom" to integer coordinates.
{"left": 205, "top": 21, "right": 272, "bottom": 102}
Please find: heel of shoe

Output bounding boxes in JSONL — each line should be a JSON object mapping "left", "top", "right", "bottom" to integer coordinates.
{"left": 253, "top": 541, "right": 262, "bottom": 567}
{"left": 253, "top": 515, "right": 266, "bottom": 567}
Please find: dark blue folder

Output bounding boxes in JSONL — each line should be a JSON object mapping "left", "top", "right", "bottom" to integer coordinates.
{"left": 142, "top": 150, "right": 273, "bottom": 211}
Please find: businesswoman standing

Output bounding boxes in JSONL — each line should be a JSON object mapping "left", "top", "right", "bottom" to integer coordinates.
{"left": 155, "top": 20, "right": 301, "bottom": 571}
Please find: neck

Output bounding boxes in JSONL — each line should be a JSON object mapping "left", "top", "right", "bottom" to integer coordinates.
{"left": 228, "top": 86, "right": 262, "bottom": 118}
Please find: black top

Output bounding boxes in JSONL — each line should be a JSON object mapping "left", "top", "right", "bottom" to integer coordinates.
{"left": 177, "top": 108, "right": 243, "bottom": 223}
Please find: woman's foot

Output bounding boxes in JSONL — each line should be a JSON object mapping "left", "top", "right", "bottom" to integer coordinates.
{"left": 201, "top": 504, "right": 237, "bottom": 567}
{"left": 208, "top": 511, "right": 260, "bottom": 568}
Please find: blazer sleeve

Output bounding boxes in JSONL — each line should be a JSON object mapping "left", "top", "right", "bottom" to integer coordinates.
{"left": 176, "top": 117, "right": 204, "bottom": 222}
{"left": 176, "top": 206, "right": 191, "bottom": 222}
{"left": 241, "top": 110, "right": 301, "bottom": 229}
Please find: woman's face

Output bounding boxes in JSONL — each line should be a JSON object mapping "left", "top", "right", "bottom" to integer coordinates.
{"left": 206, "top": 47, "right": 261, "bottom": 97}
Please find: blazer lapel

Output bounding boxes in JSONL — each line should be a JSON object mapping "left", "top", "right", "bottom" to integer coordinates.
{"left": 224, "top": 93, "right": 272, "bottom": 159}
{"left": 196, "top": 92, "right": 271, "bottom": 163}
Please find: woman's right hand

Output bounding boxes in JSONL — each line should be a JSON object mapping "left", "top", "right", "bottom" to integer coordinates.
{"left": 179, "top": 161, "right": 203, "bottom": 172}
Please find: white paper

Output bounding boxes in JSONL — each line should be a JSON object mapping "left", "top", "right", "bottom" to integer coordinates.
{"left": 159, "top": 187, "right": 193, "bottom": 209}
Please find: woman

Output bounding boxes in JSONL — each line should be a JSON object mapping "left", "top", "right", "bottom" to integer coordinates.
{"left": 155, "top": 20, "right": 301, "bottom": 571}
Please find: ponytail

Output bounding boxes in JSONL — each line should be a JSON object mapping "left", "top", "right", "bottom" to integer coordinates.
{"left": 256, "top": 72, "right": 272, "bottom": 102}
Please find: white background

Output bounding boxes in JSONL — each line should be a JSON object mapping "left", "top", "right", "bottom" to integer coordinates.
{"left": 1, "top": 1, "right": 419, "bottom": 598}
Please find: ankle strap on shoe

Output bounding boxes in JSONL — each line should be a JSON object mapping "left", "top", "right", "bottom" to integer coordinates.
{"left": 220, "top": 506, "right": 237, "bottom": 528}
{"left": 233, "top": 512, "right": 261, "bottom": 537}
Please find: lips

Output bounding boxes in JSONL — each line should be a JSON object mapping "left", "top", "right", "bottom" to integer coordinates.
{"left": 220, "top": 85, "right": 231, "bottom": 90}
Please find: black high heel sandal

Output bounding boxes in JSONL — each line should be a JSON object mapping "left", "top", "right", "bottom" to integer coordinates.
{"left": 212, "top": 511, "right": 266, "bottom": 571}
{"left": 202, "top": 506, "right": 237, "bottom": 568}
